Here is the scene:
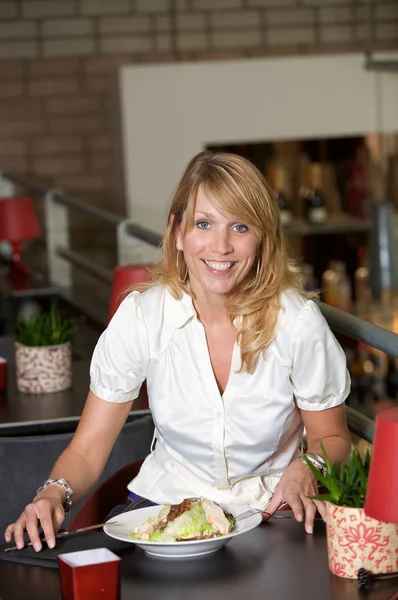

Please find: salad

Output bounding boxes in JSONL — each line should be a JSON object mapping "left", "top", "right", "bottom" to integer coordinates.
{"left": 130, "top": 497, "right": 235, "bottom": 542}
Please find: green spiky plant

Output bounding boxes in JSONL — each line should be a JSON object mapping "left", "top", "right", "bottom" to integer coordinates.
{"left": 14, "top": 305, "right": 76, "bottom": 347}
{"left": 304, "top": 441, "right": 371, "bottom": 508}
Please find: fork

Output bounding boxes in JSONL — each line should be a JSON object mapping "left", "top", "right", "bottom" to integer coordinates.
{"left": 235, "top": 504, "right": 323, "bottom": 522}
{"left": 235, "top": 506, "right": 286, "bottom": 522}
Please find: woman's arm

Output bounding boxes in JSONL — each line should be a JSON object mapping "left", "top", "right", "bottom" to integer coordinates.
{"left": 5, "top": 391, "right": 133, "bottom": 551}
{"left": 47, "top": 391, "right": 134, "bottom": 503}
{"left": 302, "top": 403, "right": 351, "bottom": 464}
{"left": 263, "top": 404, "right": 351, "bottom": 533}
{"left": 267, "top": 298, "right": 353, "bottom": 532}
{"left": 6, "top": 291, "right": 149, "bottom": 551}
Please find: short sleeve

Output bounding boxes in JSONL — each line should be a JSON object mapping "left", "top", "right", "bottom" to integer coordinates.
{"left": 290, "top": 300, "right": 350, "bottom": 411}
{"left": 89, "top": 292, "right": 149, "bottom": 403}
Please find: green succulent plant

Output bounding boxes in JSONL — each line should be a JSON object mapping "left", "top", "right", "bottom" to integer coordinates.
{"left": 14, "top": 305, "right": 76, "bottom": 347}
{"left": 304, "top": 441, "right": 371, "bottom": 508}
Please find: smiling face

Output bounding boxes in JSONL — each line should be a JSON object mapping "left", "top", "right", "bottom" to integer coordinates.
{"left": 175, "top": 185, "right": 259, "bottom": 301}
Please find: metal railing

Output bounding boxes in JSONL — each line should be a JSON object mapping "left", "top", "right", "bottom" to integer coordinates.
{"left": 1, "top": 169, "right": 396, "bottom": 443}
{"left": 319, "top": 303, "right": 398, "bottom": 358}
{"left": 364, "top": 1, "right": 398, "bottom": 72}
{"left": 0, "top": 170, "right": 162, "bottom": 289}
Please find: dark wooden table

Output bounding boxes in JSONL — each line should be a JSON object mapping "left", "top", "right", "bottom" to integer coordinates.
{"left": 0, "top": 518, "right": 397, "bottom": 600}
{"left": 0, "top": 337, "right": 149, "bottom": 436}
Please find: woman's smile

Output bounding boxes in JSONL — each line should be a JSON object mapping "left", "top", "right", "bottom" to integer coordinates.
{"left": 202, "top": 260, "right": 237, "bottom": 273}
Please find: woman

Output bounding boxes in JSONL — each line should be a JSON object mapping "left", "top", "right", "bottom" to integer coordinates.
{"left": 5, "top": 151, "right": 351, "bottom": 552}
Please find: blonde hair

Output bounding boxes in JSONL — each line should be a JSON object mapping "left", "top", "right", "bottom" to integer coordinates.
{"left": 143, "top": 151, "right": 317, "bottom": 373}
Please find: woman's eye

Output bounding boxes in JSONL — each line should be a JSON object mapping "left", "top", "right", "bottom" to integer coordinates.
{"left": 234, "top": 224, "right": 248, "bottom": 233}
{"left": 196, "top": 220, "right": 210, "bottom": 230}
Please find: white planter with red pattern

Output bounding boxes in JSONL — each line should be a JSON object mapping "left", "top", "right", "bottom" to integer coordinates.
{"left": 15, "top": 341, "right": 72, "bottom": 394}
{"left": 326, "top": 502, "right": 398, "bottom": 579}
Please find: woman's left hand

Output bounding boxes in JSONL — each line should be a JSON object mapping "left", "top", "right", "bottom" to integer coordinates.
{"left": 262, "top": 459, "right": 327, "bottom": 534}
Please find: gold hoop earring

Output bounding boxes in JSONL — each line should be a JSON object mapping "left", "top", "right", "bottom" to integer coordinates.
{"left": 176, "top": 251, "right": 188, "bottom": 283}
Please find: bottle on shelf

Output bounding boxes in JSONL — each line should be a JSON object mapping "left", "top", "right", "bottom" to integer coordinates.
{"left": 334, "top": 261, "right": 352, "bottom": 312}
{"left": 266, "top": 163, "right": 293, "bottom": 227}
{"left": 302, "top": 163, "right": 327, "bottom": 225}
{"left": 345, "top": 149, "right": 371, "bottom": 219}
{"left": 354, "top": 247, "right": 371, "bottom": 316}
{"left": 322, "top": 260, "right": 352, "bottom": 311}
{"left": 322, "top": 261, "right": 338, "bottom": 306}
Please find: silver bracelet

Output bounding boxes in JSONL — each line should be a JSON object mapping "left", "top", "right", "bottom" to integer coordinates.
{"left": 300, "top": 452, "right": 328, "bottom": 477}
{"left": 36, "top": 478, "right": 74, "bottom": 512}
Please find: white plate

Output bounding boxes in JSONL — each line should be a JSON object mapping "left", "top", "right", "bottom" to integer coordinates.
{"left": 104, "top": 504, "right": 262, "bottom": 558}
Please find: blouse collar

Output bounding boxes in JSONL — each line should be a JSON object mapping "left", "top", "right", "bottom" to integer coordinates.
{"left": 164, "top": 287, "right": 196, "bottom": 329}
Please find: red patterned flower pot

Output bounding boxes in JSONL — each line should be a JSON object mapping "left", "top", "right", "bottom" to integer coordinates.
{"left": 15, "top": 342, "right": 72, "bottom": 394}
{"left": 326, "top": 502, "right": 398, "bottom": 579}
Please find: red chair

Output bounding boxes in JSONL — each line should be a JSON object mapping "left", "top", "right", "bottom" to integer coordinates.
{"left": 108, "top": 264, "right": 152, "bottom": 322}
{"left": 107, "top": 264, "right": 153, "bottom": 410}
{"left": 68, "top": 460, "right": 143, "bottom": 531}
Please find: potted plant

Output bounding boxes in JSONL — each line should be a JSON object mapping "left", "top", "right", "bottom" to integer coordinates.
{"left": 304, "top": 443, "right": 398, "bottom": 580}
{"left": 14, "top": 305, "right": 76, "bottom": 394}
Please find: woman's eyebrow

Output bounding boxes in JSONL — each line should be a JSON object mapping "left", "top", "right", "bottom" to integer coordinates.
{"left": 194, "top": 211, "right": 214, "bottom": 218}
{"left": 194, "top": 210, "right": 245, "bottom": 225}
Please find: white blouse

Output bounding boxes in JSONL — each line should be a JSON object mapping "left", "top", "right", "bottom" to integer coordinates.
{"left": 90, "top": 285, "right": 350, "bottom": 510}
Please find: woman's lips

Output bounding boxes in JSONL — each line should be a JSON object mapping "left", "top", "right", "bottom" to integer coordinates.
{"left": 202, "top": 260, "right": 236, "bottom": 272}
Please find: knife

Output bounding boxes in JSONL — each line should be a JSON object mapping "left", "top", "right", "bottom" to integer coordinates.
{"left": 4, "top": 521, "right": 119, "bottom": 553}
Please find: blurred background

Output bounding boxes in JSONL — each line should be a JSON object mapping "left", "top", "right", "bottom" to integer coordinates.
{"left": 0, "top": 0, "right": 397, "bottom": 426}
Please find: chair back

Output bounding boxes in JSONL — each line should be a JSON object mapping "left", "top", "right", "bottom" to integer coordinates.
{"left": 0, "top": 414, "right": 154, "bottom": 535}
{"left": 68, "top": 460, "right": 144, "bottom": 530}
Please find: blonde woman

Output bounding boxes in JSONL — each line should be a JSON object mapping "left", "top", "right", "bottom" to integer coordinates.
{"left": 5, "top": 152, "right": 351, "bottom": 551}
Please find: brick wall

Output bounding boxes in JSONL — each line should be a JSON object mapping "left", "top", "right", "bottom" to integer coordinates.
{"left": 0, "top": 0, "right": 397, "bottom": 246}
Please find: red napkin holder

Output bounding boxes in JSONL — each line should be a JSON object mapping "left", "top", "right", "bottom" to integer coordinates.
{"left": 58, "top": 548, "right": 121, "bottom": 600}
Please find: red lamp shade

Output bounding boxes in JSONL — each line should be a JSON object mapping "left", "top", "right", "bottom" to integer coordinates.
{"left": 364, "top": 406, "right": 398, "bottom": 524}
{"left": 0, "top": 197, "right": 41, "bottom": 286}
{"left": 0, "top": 197, "right": 40, "bottom": 242}
{"left": 108, "top": 264, "right": 152, "bottom": 322}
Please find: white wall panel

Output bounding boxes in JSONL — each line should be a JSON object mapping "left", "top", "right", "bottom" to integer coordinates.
{"left": 120, "top": 53, "right": 398, "bottom": 232}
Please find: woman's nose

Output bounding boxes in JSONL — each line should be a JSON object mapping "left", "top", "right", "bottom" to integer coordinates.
{"left": 211, "top": 231, "right": 233, "bottom": 254}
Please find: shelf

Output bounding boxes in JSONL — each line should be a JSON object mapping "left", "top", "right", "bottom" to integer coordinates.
{"left": 283, "top": 215, "right": 370, "bottom": 237}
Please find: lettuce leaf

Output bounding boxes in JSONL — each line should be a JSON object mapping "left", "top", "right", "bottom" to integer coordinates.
{"left": 148, "top": 501, "right": 214, "bottom": 542}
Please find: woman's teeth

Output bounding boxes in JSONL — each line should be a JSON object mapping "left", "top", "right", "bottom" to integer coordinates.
{"left": 204, "top": 260, "right": 233, "bottom": 271}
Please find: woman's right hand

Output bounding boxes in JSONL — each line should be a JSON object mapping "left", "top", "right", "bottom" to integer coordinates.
{"left": 4, "top": 493, "right": 66, "bottom": 552}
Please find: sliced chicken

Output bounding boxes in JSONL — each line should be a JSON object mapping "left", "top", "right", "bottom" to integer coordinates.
{"left": 200, "top": 497, "right": 231, "bottom": 535}
{"left": 136, "top": 515, "right": 168, "bottom": 541}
